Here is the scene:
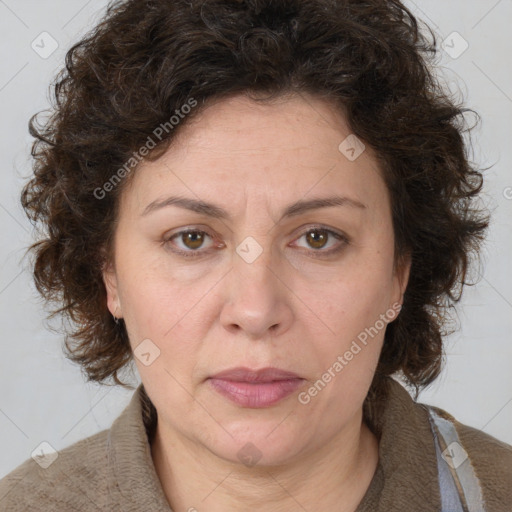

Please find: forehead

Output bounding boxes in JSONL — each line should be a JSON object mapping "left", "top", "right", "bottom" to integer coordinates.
{"left": 120, "top": 93, "right": 388, "bottom": 221}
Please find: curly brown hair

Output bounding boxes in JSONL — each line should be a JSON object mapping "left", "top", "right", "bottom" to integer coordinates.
{"left": 21, "top": 0, "right": 489, "bottom": 398}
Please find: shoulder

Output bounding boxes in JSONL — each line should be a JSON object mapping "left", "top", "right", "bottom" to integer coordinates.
{"left": 429, "top": 405, "right": 512, "bottom": 511}
{"left": 0, "top": 429, "right": 110, "bottom": 511}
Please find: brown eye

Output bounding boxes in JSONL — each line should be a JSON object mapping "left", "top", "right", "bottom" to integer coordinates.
{"left": 164, "top": 229, "right": 216, "bottom": 258}
{"left": 164, "top": 226, "right": 348, "bottom": 260}
{"left": 181, "top": 231, "right": 206, "bottom": 250}
{"left": 293, "top": 226, "right": 349, "bottom": 257}
{"left": 305, "top": 229, "right": 329, "bottom": 249}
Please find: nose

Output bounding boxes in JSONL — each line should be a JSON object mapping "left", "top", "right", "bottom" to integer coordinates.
{"left": 219, "top": 240, "right": 294, "bottom": 340}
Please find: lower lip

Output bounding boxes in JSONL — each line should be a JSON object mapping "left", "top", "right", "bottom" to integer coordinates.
{"left": 208, "top": 378, "right": 304, "bottom": 408}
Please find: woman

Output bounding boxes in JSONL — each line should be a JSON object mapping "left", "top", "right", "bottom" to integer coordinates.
{"left": 0, "top": 0, "right": 510, "bottom": 510}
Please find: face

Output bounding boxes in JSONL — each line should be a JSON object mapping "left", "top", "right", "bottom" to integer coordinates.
{"left": 103, "top": 93, "right": 410, "bottom": 466}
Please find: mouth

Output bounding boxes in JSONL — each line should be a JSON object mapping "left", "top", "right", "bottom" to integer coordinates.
{"left": 208, "top": 366, "right": 305, "bottom": 408}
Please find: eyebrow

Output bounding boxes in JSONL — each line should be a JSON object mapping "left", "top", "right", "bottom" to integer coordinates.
{"left": 141, "top": 194, "right": 367, "bottom": 221}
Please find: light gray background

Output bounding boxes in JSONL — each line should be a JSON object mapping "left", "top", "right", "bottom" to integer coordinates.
{"left": 1, "top": 0, "right": 511, "bottom": 480}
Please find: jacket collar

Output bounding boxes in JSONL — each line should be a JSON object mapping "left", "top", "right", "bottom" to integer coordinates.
{"left": 357, "top": 377, "right": 441, "bottom": 511}
{"left": 106, "top": 384, "right": 171, "bottom": 510}
{"left": 106, "top": 378, "right": 441, "bottom": 511}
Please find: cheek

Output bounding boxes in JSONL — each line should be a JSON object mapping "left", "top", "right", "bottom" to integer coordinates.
{"left": 125, "top": 282, "right": 204, "bottom": 399}
{"left": 119, "top": 278, "right": 169, "bottom": 343}
{"left": 304, "top": 247, "right": 395, "bottom": 393}
{"left": 320, "top": 256, "right": 395, "bottom": 333}
{"left": 114, "top": 245, "right": 181, "bottom": 333}
{"left": 313, "top": 284, "right": 391, "bottom": 415}
{"left": 116, "top": 260, "right": 208, "bottom": 367}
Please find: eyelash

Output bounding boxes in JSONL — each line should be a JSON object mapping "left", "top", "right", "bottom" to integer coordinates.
{"left": 163, "top": 225, "right": 350, "bottom": 259}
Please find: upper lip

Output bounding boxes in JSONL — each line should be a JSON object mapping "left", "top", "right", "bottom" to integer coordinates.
{"left": 210, "top": 367, "right": 302, "bottom": 382}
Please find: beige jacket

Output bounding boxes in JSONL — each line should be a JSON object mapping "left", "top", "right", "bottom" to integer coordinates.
{"left": 0, "top": 377, "right": 511, "bottom": 511}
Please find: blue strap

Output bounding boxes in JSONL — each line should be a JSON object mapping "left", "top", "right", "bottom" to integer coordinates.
{"left": 427, "top": 407, "right": 486, "bottom": 512}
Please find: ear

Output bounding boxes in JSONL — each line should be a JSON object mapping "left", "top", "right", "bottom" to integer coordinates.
{"left": 102, "top": 259, "right": 122, "bottom": 319}
{"left": 391, "top": 250, "right": 412, "bottom": 310}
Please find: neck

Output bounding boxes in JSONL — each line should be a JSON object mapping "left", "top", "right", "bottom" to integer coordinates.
{"left": 151, "top": 412, "right": 379, "bottom": 512}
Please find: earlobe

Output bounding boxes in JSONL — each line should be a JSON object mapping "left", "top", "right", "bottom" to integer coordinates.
{"left": 393, "top": 251, "right": 412, "bottom": 310}
{"left": 102, "top": 261, "right": 121, "bottom": 318}
{"left": 399, "top": 252, "right": 412, "bottom": 298}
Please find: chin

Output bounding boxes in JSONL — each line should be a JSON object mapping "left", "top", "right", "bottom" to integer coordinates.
{"left": 201, "top": 420, "right": 308, "bottom": 468}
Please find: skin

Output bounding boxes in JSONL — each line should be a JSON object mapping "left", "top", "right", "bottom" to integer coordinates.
{"left": 103, "top": 92, "right": 411, "bottom": 512}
